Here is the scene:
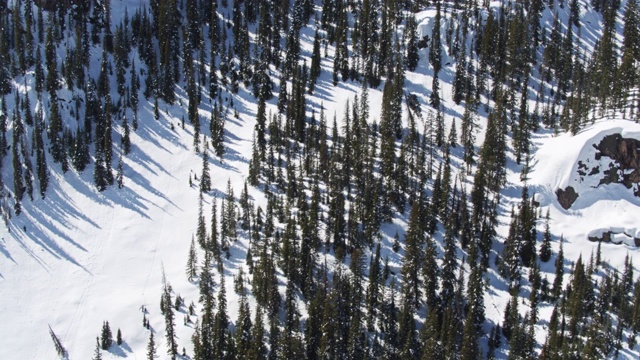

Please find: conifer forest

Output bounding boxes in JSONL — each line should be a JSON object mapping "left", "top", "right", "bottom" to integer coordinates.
{"left": 2, "top": 0, "right": 640, "bottom": 359}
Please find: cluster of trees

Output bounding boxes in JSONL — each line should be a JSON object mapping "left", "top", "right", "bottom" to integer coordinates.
{"left": 91, "top": 320, "right": 123, "bottom": 360}
{"left": 1, "top": 0, "right": 640, "bottom": 358}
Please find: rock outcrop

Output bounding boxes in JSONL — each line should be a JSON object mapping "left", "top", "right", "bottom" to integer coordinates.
{"left": 595, "top": 134, "right": 640, "bottom": 193}
{"left": 556, "top": 186, "right": 579, "bottom": 209}
{"left": 557, "top": 133, "right": 640, "bottom": 209}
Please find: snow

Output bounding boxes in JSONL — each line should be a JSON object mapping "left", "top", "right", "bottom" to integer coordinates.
{"left": 1, "top": 0, "right": 640, "bottom": 358}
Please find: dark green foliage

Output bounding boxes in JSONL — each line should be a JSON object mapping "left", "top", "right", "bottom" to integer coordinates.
{"left": 0, "top": 31, "right": 10, "bottom": 95}
{"left": 100, "top": 321, "right": 113, "bottom": 350}
{"left": 405, "top": 15, "right": 419, "bottom": 71}
{"left": 93, "top": 337, "right": 102, "bottom": 360}
{"left": 200, "top": 146, "right": 212, "bottom": 193}
{"left": 539, "top": 210, "right": 552, "bottom": 262}
{"left": 121, "top": 116, "right": 131, "bottom": 155}
{"left": 146, "top": 331, "right": 156, "bottom": 360}
{"left": 213, "top": 273, "right": 230, "bottom": 359}
{"left": 248, "top": 305, "right": 267, "bottom": 359}
{"left": 162, "top": 271, "right": 178, "bottom": 359}
{"left": 210, "top": 103, "right": 225, "bottom": 158}
{"left": 116, "top": 156, "right": 124, "bottom": 189}
{"left": 186, "top": 237, "right": 198, "bottom": 281}
{"left": 12, "top": 113, "right": 24, "bottom": 214}
{"left": 553, "top": 236, "right": 565, "bottom": 299}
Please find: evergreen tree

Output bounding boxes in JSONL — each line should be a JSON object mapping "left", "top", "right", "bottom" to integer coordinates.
{"left": 200, "top": 146, "right": 212, "bottom": 193}
{"left": 101, "top": 321, "right": 113, "bottom": 350}
{"left": 235, "top": 294, "right": 253, "bottom": 358}
{"left": 248, "top": 305, "right": 267, "bottom": 359}
{"left": 186, "top": 237, "right": 198, "bottom": 281}
{"left": 406, "top": 15, "right": 420, "bottom": 71}
{"left": 93, "top": 337, "right": 103, "bottom": 360}
{"left": 162, "top": 271, "right": 178, "bottom": 359}
{"left": 146, "top": 331, "right": 156, "bottom": 360}
{"left": 48, "top": 97, "right": 64, "bottom": 164}
{"left": 214, "top": 273, "right": 230, "bottom": 359}
{"left": 116, "top": 156, "right": 124, "bottom": 189}
{"left": 0, "top": 29, "right": 10, "bottom": 95}
{"left": 309, "top": 29, "right": 322, "bottom": 92}
{"left": 122, "top": 116, "right": 131, "bottom": 155}
{"left": 429, "top": 2, "right": 443, "bottom": 109}
{"left": 210, "top": 103, "right": 225, "bottom": 158}
{"left": 460, "top": 304, "right": 480, "bottom": 360}
{"left": 45, "top": 25, "right": 59, "bottom": 96}
{"left": 539, "top": 209, "right": 552, "bottom": 262}
{"left": 12, "top": 117, "right": 24, "bottom": 215}
{"left": 34, "top": 116, "right": 49, "bottom": 199}
{"left": 94, "top": 151, "right": 108, "bottom": 192}
{"left": 552, "top": 236, "right": 565, "bottom": 299}
{"left": 401, "top": 199, "right": 425, "bottom": 307}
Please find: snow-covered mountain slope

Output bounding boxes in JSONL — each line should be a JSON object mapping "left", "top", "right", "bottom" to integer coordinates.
{"left": 1, "top": 0, "right": 640, "bottom": 359}
{"left": 530, "top": 119, "right": 640, "bottom": 265}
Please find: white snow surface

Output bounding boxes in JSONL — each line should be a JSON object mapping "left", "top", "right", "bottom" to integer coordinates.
{"left": 1, "top": 0, "right": 640, "bottom": 359}
{"left": 529, "top": 120, "right": 640, "bottom": 270}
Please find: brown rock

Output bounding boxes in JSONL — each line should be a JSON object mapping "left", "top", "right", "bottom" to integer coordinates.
{"left": 556, "top": 186, "right": 579, "bottom": 209}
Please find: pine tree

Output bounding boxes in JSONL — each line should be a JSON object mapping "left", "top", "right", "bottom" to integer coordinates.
{"left": 200, "top": 146, "right": 212, "bottom": 193}
{"left": 146, "top": 331, "right": 156, "bottom": 360}
{"left": 34, "top": 112, "right": 49, "bottom": 195}
{"left": 12, "top": 117, "right": 24, "bottom": 215}
{"left": 48, "top": 97, "right": 64, "bottom": 164}
{"left": 460, "top": 304, "right": 480, "bottom": 360}
{"left": 101, "top": 321, "right": 113, "bottom": 350}
{"left": 34, "top": 45, "right": 44, "bottom": 94}
{"left": 186, "top": 236, "right": 198, "bottom": 281}
{"left": 309, "top": 29, "right": 322, "bottom": 93}
{"left": 93, "top": 337, "right": 103, "bottom": 360}
{"left": 235, "top": 294, "right": 253, "bottom": 358}
{"left": 0, "top": 29, "right": 10, "bottom": 95}
{"left": 210, "top": 103, "right": 225, "bottom": 158}
{"left": 248, "top": 305, "right": 267, "bottom": 360}
{"left": 453, "top": 40, "right": 468, "bottom": 105}
{"left": 448, "top": 121, "right": 457, "bottom": 148}
{"left": 406, "top": 15, "right": 420, "bottom": 71}
{"left": 44, "top": 24, "right": 59, "bottom": 96}
{"left": 540, "top": 210, "right": 552, "bottom": 262}
{"left": 162, "top": 271, "right": 178, "bottom": 359}
{"left": 429, "top": 2, "right": 443, "bottom": 109}
{"left": 441, "top": 225, "right": 457, "bottom": 306}
{"left": 122, "top": 116, "right": 131, "bottom": 155}
{"left": 196, "top": 192, "right": 207, "bottom": 249}
{"left": 116, "top": 329, "right": 122, "bottom": 346}
{"left": 552, "top": 236, "right": 565, "bottom": 299}
{"left": 116, "top": 156, "right": 124, "bottom": 189}
{"left": 401, "top": 199, "right": 425, "bottom": 307}
{"left": 214, "top": 273, "right": 229, "bottom": 359}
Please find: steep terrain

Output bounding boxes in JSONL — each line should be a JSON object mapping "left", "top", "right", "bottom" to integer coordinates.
{"left": 0, "top": 0, "right": 640, "bottom": 359}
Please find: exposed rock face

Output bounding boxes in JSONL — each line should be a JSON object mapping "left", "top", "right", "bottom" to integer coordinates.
{"left": 595, "top": 134, "right": 640, "bottom": 193}
{"left": 556, "top": 186, "right": 579, "bottom": 209}
{"left": 587, "top": 229, "right": 640, "bottom": 247}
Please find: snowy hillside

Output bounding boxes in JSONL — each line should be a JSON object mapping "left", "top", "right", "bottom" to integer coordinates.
{"left": 530, "top": 119, "right": 640, "bottom": 265}
{"left": 1, "top": 0, "right": 640, "bottom": 359}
